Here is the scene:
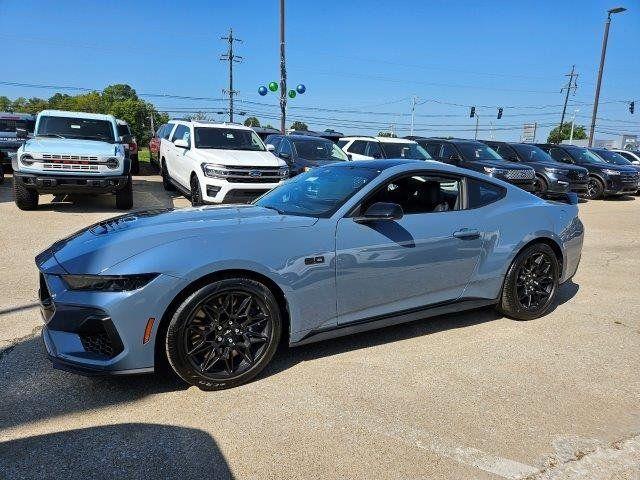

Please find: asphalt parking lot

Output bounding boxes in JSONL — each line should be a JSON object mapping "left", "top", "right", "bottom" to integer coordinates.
{"left": 0, "top": 170, "right": 639, "bottom": 480}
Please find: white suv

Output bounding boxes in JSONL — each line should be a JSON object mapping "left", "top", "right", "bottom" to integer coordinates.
{"left": 159, "top": 120, "right": 289, "bottom": 205}
{"left": 338, "top": 136, "right": 430, "bottom": 160}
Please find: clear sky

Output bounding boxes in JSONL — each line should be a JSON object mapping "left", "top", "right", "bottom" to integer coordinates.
{"left": 1, "top": 0, "right": 638, "bottom": 142}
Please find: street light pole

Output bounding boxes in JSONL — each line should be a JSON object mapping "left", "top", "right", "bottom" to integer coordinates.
{"left": 569, "top": 109, "right": 579, "bottom": 144}
{"left": 279, "top": 0, "right": 287, "bottom": 134}
{"left": 588, "top": 6, "right": 626, "bottom": 147}
{"left": 474, "top": 113, "right": 480, "bottom": 140}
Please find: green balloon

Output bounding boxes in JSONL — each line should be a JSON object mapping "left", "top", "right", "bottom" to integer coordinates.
{"left": 288, "top": 89, "right": 297, "bottom": 98}
{"left": 268, "top": 82, "right": 278, "bottom": 92}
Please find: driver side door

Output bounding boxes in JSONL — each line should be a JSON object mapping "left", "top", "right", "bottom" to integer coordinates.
{"left": 335, "top": 173, "right": 483, "bottom": 325}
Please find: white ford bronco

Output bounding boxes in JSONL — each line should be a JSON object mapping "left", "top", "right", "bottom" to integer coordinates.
{"left": 13, "top": 110, "right": 132, "bottom": 210}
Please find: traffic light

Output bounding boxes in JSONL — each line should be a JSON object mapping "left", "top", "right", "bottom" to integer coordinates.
{"left": 497, "top": 107, "right": 503, "bottom": 119}
{"left": 470, "top": 106, "right": 475, "bottom": 118}
{"left": 630, "top": 101, "right": 635, "bottom": 114}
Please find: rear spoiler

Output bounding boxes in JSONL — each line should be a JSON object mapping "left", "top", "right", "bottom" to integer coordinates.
{"left": 549, "top": 192, "right": 579, "bottom": 205}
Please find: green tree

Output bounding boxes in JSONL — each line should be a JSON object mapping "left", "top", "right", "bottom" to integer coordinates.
{"left": 290, "top": 121, "right": 308, "bottom": 131}
{"left": 547, "top": 123, "right": 587, "bottom": 144}
{"left": 244, "top": 116, "right": 260, "bottom": 127}
{"left": 0, "top": 96, "right": 12, "bottom": 111}
{"left": 264, "top": 124, "right": 276, "bottom": 129}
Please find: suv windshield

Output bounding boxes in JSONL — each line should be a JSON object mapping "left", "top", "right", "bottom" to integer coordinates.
{"left": 565, "top": 147, "right": 607, "bottom": 165}
{"left": 291, "top": 138, "right": 348, "bottom": 161}
{"left": 194, "top": 127, "right": 265, "bottom": 151}
{"left": 255, "top": 165, "right": 381, "bottom": 217}
{"left": 592, "top": 149, "right": 631, "bottom": 166}
{"left": 458, "top": 143, "right": 503, "bottom": 161}
{"left": 511, "top": 144, "right": 554, "bottom": 163}
{"left": 37, "top": 116, "right": 115, "bottom": 142}
{"left": 380, "top": 142, "right": 431, "bottom": 160}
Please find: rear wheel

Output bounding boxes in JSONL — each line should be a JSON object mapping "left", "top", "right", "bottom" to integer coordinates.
{"left": 115, "top": 176, "right": 133, "bottom": 210}
{"left": 161, "top": 159, "right": 175, "bottom": 191}
{"left": 585, "top": 176, "right": 604, "bottom": 200}
{"left": 130, "top": 154, "right": 140, "bottom": 175}
{"left": 13, "top": 177, "right": 39, "bottom": 210}
{"left": 165, "top": 278, "right": 282, "bottom": 390}
{"left": 497, "top": 243, "right": 559, "bottom": 321}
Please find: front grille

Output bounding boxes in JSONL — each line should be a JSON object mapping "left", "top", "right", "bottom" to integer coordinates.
{"left": 44, "top": 163, "right": 100, "bottom": 172}
{"left": 224, "top": 189, "right": 269, "bottom": 204}
{"left": 80, "top": 331, "right": 117, "bottom": 357}
{"left": 223, "top": 165, "right": 285, "bottom": 184}
{"left": 42, "top": 154, "right": 98, "bottom": 161}
{"left": 620, "top": 173, "right": 639, "bottom": 183}
{"left": 568, "top": 170, "right": 587, "bottom": 180}
{"left": 504, "top": 169, "right": 535, "bottom": 180}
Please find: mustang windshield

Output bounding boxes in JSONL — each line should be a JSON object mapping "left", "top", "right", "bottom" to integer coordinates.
{"left": 291, "top": 138, "right": 348, "bottom": 162}
{"left": 380, "top": 142, "right": 431, "bottom": 160}
{"left": 255, "top": 165, "right": 381, "bottom": 217}
{"left": 195, "top": 128, "right": 265, "bottom": 151}
{"left": 37, "top": 116, "right": 115, "bottom": 142}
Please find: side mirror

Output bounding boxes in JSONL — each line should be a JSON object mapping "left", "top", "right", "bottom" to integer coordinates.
{"left": 16, "top": 128, "right": 28, "bottom": 139}
{"left": 174, "top": 138, "right": 189, "bottom": 149}
{"left": 354, "top": 202, "right": 403, "bottom": 223}
{"left": 266, "top": 144, "right": 275, "bottom": 152}
{"left": 347, "top": 153, "right": 353, "bottom": 161}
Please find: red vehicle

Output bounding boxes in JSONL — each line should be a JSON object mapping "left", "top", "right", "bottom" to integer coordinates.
{"left": 149, "top": 123, "right": 169, "bottom": 169}
{"left": 116, "top": 119, "right": 139, "bottom": 175}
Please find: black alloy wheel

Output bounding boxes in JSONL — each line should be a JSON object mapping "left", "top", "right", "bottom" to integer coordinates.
{"left": 166, "top": 278, "right": 282, "bottom": 390}
{"left": 161, "top": 160, "right": 175, "bottom": 191}
{"left": 585, "top": 177, "right": 604, "bottom": 200}
{"left": 533, "top": 176, "right": 548, "bottom": 197}
{"left": 497, "top": 243, "right": 559, "bottom": 320}
{"left": 190, "top": 175, "right": 203, "bottom": 206}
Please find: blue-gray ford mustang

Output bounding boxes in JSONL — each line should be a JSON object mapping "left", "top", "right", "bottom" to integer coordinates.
{"left": 36, "top": 160, "right": 584, "bottom": 389}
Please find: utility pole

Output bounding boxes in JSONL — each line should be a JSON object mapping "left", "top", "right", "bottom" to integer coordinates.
{"left": 279, "top": 0, "right": 287, "bottom": 134}
{"left": 474, "top": 113, "right": 480, "bottom": 140}
{"left": 149, "top": 113, "right": 155, "bottom": 136}
{"left": 220, "top": 28, "right": 243, "bottom": 123}
{"left": 489, "top": 121, "right": 494, "bottom": 140}
{"left": 409, "top": 96, "right": 421, "bottom": 136}
{"left": 559, "top": 65, "right": 578, "bottom": 135}
{"left": 589, "top": 7, "right": 626, "bottom": 147}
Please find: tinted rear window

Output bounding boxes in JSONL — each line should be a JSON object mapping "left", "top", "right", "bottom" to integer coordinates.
{"left": 467, "top": 177, "right": 506, "bottom": 208}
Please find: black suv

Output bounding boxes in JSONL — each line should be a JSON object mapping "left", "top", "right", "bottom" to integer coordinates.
{"left": 481, "top": 141, "right": 589, "bottom": 197}
{"left": 265, "top": 133, "right": 349, "bottom": 176}
{"left": 536, "top": 144, "right": 639, "bottom": 199}
{"left": 414, "top": 137, "right": 536, "bottom": 191}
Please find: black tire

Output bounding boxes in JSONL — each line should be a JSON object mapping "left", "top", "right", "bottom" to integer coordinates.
{"left": 190, "top": 174, "right": 203, "bottom": 206}
{"left": 497, "top": 242, "right": 560, "bottom": 321}
{"left": 130, "top": 154, "right": 140, "bottom": 175}
{"left": 165, "top": 278, "right": 282, "bottom": 390}
{"left": 584, "top": 176, "right": 604, "bottom": 200}
{"left": 13, "top": 177, "right": 39, "bottom": 210}
{"left": 533, "top": 175, "right": 548, "bottom": 197}
{"left": 115, "top": 176, "right": 133, "bottom": 210}
{"left": 0, "top": 165, "right": 4, "bottom": 184}
{"left": 161, "top": 159, "right": 175, "bottom": 191}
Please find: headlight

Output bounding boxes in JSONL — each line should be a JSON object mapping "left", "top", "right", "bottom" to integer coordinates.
{"left": 483, "top": 166, "right": 506, "bottom": 175}
{"left": 61, "top": 274, "right": 158, "bottom": 292}
{"left": 20, "top": 154, "right": 34, "bottom": 166}
{"left": 544, "top": 167, "right": 568, "bottom": 174}
{"left": 105, "top": 157, "right": 119, "bottom": 169}
{"left": 201, "top": 163, "right": 231, "bottom": 178}
{"left": 303, "top": 166, "right": 313, "bottom": 172}
{"left": 279, "top": 166, "right": 290, "bottom": 177}
{"left": 602, "top": 169, "right": 620, "bottom": 176}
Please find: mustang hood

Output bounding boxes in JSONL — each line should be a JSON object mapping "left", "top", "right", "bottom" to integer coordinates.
{"left": 38, "top": 206, "right": 317, "bottom": 274}
{"left": 23, "top": 137, "right": 119, "bottom": 156}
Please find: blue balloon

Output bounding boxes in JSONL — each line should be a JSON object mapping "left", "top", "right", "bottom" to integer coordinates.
{"left": 258, "top": 86, "right": 268, "bottom": 96}
{"left": 296, "top": 84, "right": 306, "bottom": 94}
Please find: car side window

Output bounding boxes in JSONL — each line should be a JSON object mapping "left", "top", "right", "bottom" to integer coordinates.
{"left": 366, "top": 141, "right": 383, "bottom": 159}
{"left": 337, "top": 140, "right": 348, "bottom": 149}
{"left": 164, "top": 123, "right": 175, "bottom": 140}
{"left": 172, "top": 125, "right": 190, "bottom": 145}
{"left": 440, "top": 143, "right": 458, "bottom": 161}
{"left": 156, "top": 125, "right": 165, "bottom": 138}
{"left": 267, "top": 136, "right": 282, "bottom": 150}
{"left": 549, "top": 147, "right": 572, "bottom": 163}
{"left": 362, "top": 174, "right": 462, "bottom": 215}
{"left": 495, "top": 144, "right": 518, "bottom": 161}
{"left": 422, "top": 142, "right": 441, "bottom": 158}
{"left": 279, "top": 138, "right": 292, "bottom": 157}
{"left": 466, "top": 177, "right": 506, "bottom": 208}
{"left": 348, "top": 140, "right": 367, "bottom": 155}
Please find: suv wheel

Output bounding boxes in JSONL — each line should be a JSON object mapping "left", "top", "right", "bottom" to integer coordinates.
{"left": 165, "top": 278, "right": 282, "bottom": 390}
{"left": 533, "top": 176, "right": 548, "bottom": 197}
{"left": 497, "top": 243, "right": 559, "bottom": 321}
{"left": 115, "top": 176, "right": 133, "bottom": 210}
{"left": 161, "top": 160, "right": 175, "bottom": 191}
{"left": 13, "top": 177, "right": 39, "bottom": 210}
{"left": 130, "top": 154, "right": 140, "bottom": 175}
{"left": 585, "top": 176, "right": 604, "bottom": 200}
{"left": 190, "top": 174, "right": 203, "bottom": 206}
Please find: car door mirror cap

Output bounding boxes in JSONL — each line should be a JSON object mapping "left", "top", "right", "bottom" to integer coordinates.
{"left": 174, "top": 139, "right": 189, "bottom": 149}
{"left": 266, "top": 144, "right": 276, "bottom": 152}
{"left": 354, "top": 202, "right": 404, "bottom": 223}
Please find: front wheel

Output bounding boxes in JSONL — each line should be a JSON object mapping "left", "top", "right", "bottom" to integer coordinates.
{"left": 190, "top": 175, "right": 203, "bottom": 206}
{"left": 497, "top": 243, "right": 559, "bottom": 321}
{"left": 115, "top": 176, "right": 133, "bottom": 210}
{"left": 165, "top": 278, "right": 282, "bottom": 390}
{"left": 533, "top": 176, "right": 548, "bottom": 197}
{"left": 584, "top": 177, "right": 604, "bottom": 200}
{"left": 13, "top": 177, "right": 39, "bottom": 210}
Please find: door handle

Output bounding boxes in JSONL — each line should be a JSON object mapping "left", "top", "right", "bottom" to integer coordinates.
{"left": 452, "top": 228, "right": 480, "bottom": 239}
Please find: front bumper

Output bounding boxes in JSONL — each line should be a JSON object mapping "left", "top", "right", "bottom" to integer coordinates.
{"left": 603, "top": 175, "right": 639, "bottom": 194}
{"left": 496, "top": 177, "right": 535, "bottom": 192}
{"left": 37, "top": 269, "right": 180, "bottom": 376}
{"left": 201, "top": 178, "right": 281, "bottom": 204}
{"left": 14, "top": 172, "right": 129, "bottom": 194}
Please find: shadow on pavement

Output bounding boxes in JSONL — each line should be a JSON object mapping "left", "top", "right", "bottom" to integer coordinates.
{"left": 0, "top": 423, "right": 233, "bottom": 480}
{"left": 603, "top": 195, "right": 636, "bottom": 202}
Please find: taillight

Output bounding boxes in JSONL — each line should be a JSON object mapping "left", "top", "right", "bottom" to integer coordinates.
{"left": 129, "top": 141, "right": 137, "bottom": 153}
